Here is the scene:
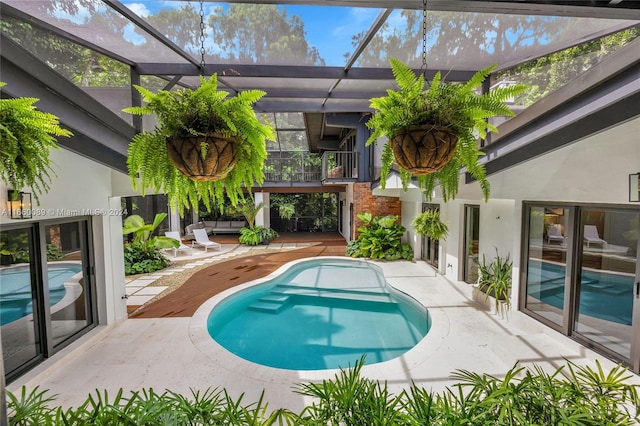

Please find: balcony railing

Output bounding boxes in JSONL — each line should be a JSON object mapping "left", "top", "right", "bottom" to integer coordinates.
{"left": 322, "top": 151, "right": 359, "bottom": 182}
{"left": 263, "top": 152, "right": 322, "bottom": 183}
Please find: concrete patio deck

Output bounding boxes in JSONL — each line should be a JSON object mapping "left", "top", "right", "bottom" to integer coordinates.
{"left": 8, "top": 246, "right": 639, "bottom": 413}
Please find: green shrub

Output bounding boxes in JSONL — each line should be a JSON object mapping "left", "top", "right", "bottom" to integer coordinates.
{"left": 238, "top": 226, "right": 278, "bottom": 246}
{"left": 347, "top": 213, "right": 413, "bottom": 261}
{"left": 9, "top": 359, "right": 639, "bottom": 425}
{"left": 46, "top": 243, "right": 64, "bottom": 261}
{"left": 123, "top": 242, "right": 170, "bottom": 275}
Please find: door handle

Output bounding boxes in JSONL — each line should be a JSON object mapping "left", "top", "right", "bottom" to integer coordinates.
{"left": 636, "top": 282, "right": 640, "bottom": 297}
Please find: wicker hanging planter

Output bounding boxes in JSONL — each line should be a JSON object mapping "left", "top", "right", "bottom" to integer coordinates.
{"left": 166, "top": 133, "right": 238, "bottom": 181}
{"left": 390, "top": 124, "right": 458, "bottom": 175}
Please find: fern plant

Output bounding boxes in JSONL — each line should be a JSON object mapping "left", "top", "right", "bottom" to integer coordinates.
{"left": 124, "top": 75, "right": 275, "bottom": 215}
{"left": 0, "top": 82, "right": 72, "bottom": 202}
{"left": 411, "top": 209, "right": 448, "bottom": 240}
{"left": 366, "top": 58, "right": 528, "bottom": 202}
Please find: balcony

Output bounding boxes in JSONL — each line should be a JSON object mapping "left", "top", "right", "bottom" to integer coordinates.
{"left": 263, "top": 152, "right": 322, "bottom": 183}
{"left": 322, "top": 151, "right": 359, "bottom": 183}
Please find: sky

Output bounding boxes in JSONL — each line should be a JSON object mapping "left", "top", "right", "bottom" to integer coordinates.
{"left": 122, "top": 1, "right": 382, "bottom": 66}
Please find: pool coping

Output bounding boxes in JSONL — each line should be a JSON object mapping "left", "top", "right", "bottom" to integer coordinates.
{"left": 189, "top": 256, "right": 450, "bottom": 384}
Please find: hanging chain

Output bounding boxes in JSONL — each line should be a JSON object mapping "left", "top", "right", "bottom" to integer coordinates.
{"left": 199, "top": 0, "right": 206, "bottom": 74}
{"left": 421, "top": 0, "right": 428, "bottom": 79}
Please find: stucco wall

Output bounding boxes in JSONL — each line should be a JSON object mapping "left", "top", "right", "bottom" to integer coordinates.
{"left": 1, "top": 148, "right": 127, "bottom": 324}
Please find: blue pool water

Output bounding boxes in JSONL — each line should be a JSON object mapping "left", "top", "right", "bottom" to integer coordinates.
{"left": 0, "top": 263, "right": 82, "bottom": 326}
{"left": 208, "top": 258, "right": 430, "bottom": 370}
{"left": 527, "top": 260, "right": 633, "bottom": 325}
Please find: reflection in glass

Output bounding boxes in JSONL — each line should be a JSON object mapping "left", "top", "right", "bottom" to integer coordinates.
{"left": 45, "top": 223, "right": 92, "bottom": 347}
{"left": 421, "top": 205, "right": 440, "bottom": 269}
{"left": 0, "top": 228, "right": 42, "bottom": 377}
{"left": 525, "top": 206, "right": 570, "bottom": 327}
{"left": 574, "top": 209, "right": 638, "bottom": 361}
{"left": 464, "top": 205, "right": 480, "bottom": 284}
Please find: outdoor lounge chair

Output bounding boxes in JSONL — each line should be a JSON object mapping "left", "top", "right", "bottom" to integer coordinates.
{"left": 546, "top": 224, "right": 566, "bottom": 245}
{"left": 164, "top": 231, "right": 193, "bottom": 257}
{"left": 583, "top": 225, "right": 607, "bottom": 248}
{"left": 192, "top": 228, "right": 222, "bottom": 252}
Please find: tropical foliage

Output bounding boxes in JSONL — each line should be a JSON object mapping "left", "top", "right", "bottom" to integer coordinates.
{"left": 122, "top": 213, "right": 176, "bottom": 275}
{"left": 124, "top": 75, "right": 275, "bottom": 215}
{"left": 0, "top": 82, "right": 72, "bottom": 202}
{"left": 8, "top": 358, "right": 640, "bottom": 425}
{"left": 347, "top": 213, "right": 413, "bottom": 261}
{"left": 411, "top": 209, "right": 448, "bottom": 240}
{"left": 477, "top": 249, "right": 513, "bottom": 311}
{"left": 239, "top": 226, "right": 279, "bottom": 246}
{"left": 229, "top": 200, "right": 279, "bottom": 246}
{"left": 366, "top": 58, "right": 527, "bottom": 202}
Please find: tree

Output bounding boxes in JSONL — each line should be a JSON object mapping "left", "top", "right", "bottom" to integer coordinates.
{"left": 208, "top": 4, "right": 325, "bottom": 65}
{"left": 354, "top": 10, "right": 568, "bottom": 69}
{"left": 497, "top": 27, "right": 640, "bottom": 105}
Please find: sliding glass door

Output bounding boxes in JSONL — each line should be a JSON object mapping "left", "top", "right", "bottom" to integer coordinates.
{"left": 463, "top": 205, "right": 480, "bottom": 284}
{"left": 1, "top": 218, "right": 96, "bottom": 382}
{"left": 573, "top": 208, "right": 639, "bottom": 363}
{"left": 523, "top": 206, "right": 571, "bottom": 328}
{"left": 421, "top": 204, "right": 440, "bottom": 269}
{"left": 522, "top": 203, "right": 640, "bottom": 371}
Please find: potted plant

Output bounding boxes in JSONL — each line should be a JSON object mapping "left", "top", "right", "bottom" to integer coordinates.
{"left": 474, "top": 249, "right": 513, "bottom": 314}
{"left": 366, "top": 58, "right": 527, "bottom": 201}
{"left": 411, "top": 209, "right": 448, "bottom": 240}
{"left": 0, "top": 82, "right": 72, "bottom": 202}
{"left": 123, "top": 75, "right": 275, "bottom": 214}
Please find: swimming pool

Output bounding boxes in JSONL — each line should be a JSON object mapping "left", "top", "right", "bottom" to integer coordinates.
{"left": 0, "top": 263, "right": 82, "bottom": 326}
{"left": 527, "top": 259, "right": 634, "bottom": 325}
{"left": 207, "top": 258, "right": 430, "bottom": 370}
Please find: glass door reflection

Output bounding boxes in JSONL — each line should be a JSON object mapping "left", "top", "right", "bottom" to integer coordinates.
{"left": 0, "top": 227, "right": 43, "bottom": 377}
{"left": 463, "top": 205, "right": 480, "bottom": 284}
{"left": 525, "top": 206, "right": 570, "bottom": 328}
{"left": 45, "top": 222, "right": 93, "bottom": 348}
{"left": 574, "top": 209, "right": 639, "bottom": 362}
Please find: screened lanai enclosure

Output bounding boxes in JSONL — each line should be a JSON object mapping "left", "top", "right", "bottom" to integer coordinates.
{"left": 1, "top": 0, "right": 639, "bottom": 176}
{"left": 1, "top": 0, "right": 640, "bottom": 386}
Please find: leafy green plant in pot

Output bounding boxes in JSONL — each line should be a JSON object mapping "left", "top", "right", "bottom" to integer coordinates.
{"left": 0, "top": 82, "right": 72, "bottom": 202}
{"left": 366, "top": 58, "right": 528, "bottom": 201}
{"left": 477, "top": 249, "right": 513, "bottom": 311}
{"left": 123, "top": 75, "right": 275, "bottom": 214}
{"left": 411, "top": 209, "right": 448, "bottom": 240}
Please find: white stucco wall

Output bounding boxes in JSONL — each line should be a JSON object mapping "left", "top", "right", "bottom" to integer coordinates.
{"left": 371, "top": 118, "right": 639, "bottom": 310}
{"left": 1, "top": 148, "right": 128, "bottom": 325}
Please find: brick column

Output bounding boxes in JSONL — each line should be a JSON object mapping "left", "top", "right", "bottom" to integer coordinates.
{"left": 351, "top": 183, "right": 401, "bottom": 240}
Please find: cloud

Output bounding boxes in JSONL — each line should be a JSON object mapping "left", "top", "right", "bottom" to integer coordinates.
{"left": 125, "top": 2, "right": 151, "bottom": 17}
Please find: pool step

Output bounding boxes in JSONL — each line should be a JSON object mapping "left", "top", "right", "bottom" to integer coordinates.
{"left": 248, "top": 300, "right": 288, "bottom": 313}
{"left": 271, "top": 285, "right": 399, "bottom": 310}
{"left": 247, "top": 294, "right": 291, "bottom": 313}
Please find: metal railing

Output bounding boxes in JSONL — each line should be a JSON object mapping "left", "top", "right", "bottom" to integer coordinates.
{"left": 263, "top": 152, "right": 322, "bottom": 183}
{"left": 322, "top": 151, "right": 359, "bottom": 181}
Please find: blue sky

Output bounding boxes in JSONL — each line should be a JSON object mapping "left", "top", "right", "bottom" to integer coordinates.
{"left": 122, "top": 1, "right": 381, "bottom": 65}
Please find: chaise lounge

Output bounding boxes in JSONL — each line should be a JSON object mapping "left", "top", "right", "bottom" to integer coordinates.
{"left": 163, "top": 231, "right": 193, "bottom": 257}
{"left": 546, "top": 224, "right": 566, "bottom": 245}
{"left": 192, "top": 228, "right": 222, "bottom": 252}
{"left": 583, "top": 225, "right": 607, "bottom": 248}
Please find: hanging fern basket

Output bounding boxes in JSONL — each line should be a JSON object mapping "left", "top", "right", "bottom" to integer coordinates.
{"left": 166, "top": 134, "right": 238, "bottom": 182}
{"left": 390, "top": 124, "right": 458, "bottom": 175}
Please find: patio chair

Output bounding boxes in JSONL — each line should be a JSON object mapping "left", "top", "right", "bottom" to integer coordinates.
{"left": 545, "top": 224, "right": 566, "bottom": 245}
{"left": 192, "top": 228, "right": 222, "bottom": 252}
{"left": 164, "top": 231, "right": 193, "bottom": 257}
{"left": 583, "top": 225, "right": 607, "bottom": 248}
